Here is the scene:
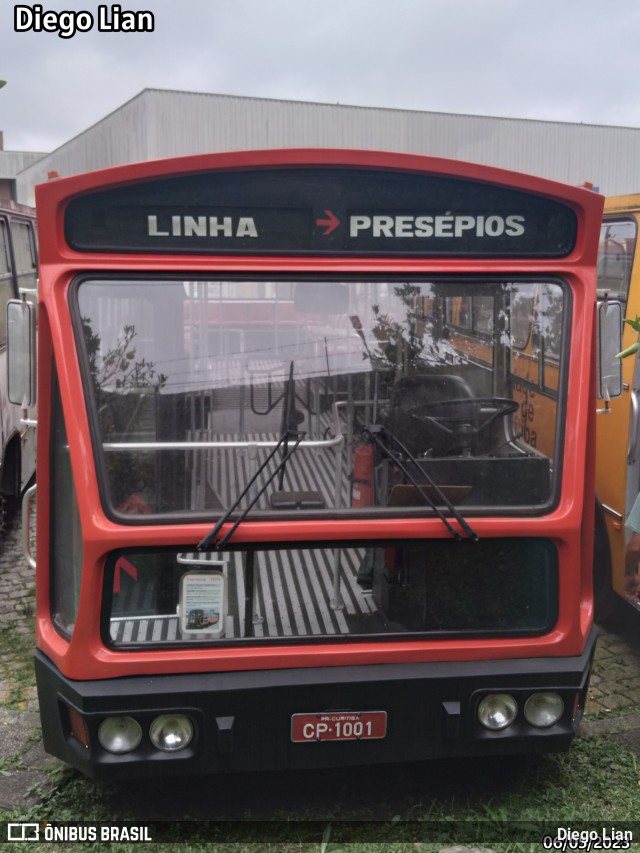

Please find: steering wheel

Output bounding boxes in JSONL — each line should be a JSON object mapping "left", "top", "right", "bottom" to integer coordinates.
{"left": 409, "top": 397, "right": 519, "bottom": 439}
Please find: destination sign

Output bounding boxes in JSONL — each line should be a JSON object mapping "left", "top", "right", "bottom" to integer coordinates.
{"left": 64, "top": 167, "right": 577, "bottom": 257}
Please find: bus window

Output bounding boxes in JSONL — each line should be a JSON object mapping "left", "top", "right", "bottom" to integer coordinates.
{"left": 539, "top": 283, "right": 563, "bottom": 363}
{"left": 9, "top": 219, "right": 38, "bottom": 316}
{"left": 509, "top": 285, "right": 536, "bottom": 351}
{"left": 471, "top": 295, "right": 494, "bottom": 335}
{"left": 509, "top": 283, "right": 562, "bottom": 377}
{"left": 445, "top": 295, "right": 471, "bottom": 330}
{"left": 0, "top": 220, "right": 13, "bottom": 345}
{"left": 598, "top": 219, "right": 637, "bottom": 301}
{"left": 76, "top": 277, "right": 563, "bottom": 516}
{"left": 446, "top": 295, "right": 494, "bottom": 336}
{"left": 0, "top": 220, "right": 9, "bottom": 274}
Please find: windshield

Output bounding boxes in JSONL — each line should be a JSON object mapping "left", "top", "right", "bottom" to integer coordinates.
{"left": 75, "top": 277, "right": 566, "bottom": 520}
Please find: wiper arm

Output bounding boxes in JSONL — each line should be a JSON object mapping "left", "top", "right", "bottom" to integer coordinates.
{"left": 278, "top": 360, "right": 302, "bottom": 489}
{"left": 197, "top": 430, "right": 304, "bottom": 551}
{"left": 198, "top": 360, "right": 302, "bottom": 551}
{"left": 365, "top": 423, "right": 478, "bottom": 541}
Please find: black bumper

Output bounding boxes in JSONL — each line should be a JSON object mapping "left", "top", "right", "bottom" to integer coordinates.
{"left": 35, "top": 627, "right": 597, "bottom": 780}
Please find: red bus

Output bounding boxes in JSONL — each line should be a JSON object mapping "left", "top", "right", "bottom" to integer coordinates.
{"left": 12, "top": 149, "right": 608, "bottom": 779}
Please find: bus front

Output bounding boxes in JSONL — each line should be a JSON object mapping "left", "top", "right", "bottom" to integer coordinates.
{"left": 31, "top": 150, "right": 603, "bottom": 779}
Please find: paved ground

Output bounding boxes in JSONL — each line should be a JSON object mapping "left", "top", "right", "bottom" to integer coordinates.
{"left": 2, "top": 507, "right": 640, "bottom": 811}
{"left": 0, "top": 506, "right": 55, "bottom": 811}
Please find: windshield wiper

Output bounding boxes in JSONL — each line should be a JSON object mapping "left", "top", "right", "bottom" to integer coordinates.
{"left": 198, "top": 361, "right": 304, "bottom": 551}
{"left": 197, "top": 430, "right": 304, "bottom": 551}
{"left": 365, "top": 423, "right": 478, "bottom": 541}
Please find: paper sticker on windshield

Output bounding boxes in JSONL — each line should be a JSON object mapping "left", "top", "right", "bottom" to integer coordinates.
{"left": 179, "top": 571, "right": 226, "bottom": 638}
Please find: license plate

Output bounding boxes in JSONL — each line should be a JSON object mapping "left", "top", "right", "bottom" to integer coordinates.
{"left": 291, "top": 711, "right": 387, "bottom": 743}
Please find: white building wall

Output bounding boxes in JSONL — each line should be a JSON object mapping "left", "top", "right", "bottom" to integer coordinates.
{"left": 16, "top": 89, "right": 640, "bottom": 204}
{"left": 16, "top": 92, "right": 153, "bottom": 204}
{"left": 0, "top": 150, "right": 46, "bottom": 177}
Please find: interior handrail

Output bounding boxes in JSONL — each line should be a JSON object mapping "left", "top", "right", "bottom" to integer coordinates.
{"left": 102, "top": 402, "right": 345, "bottom": 452}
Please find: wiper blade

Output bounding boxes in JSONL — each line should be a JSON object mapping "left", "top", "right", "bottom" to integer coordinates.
{"left": 366, "top": 423, "right": 478, "bottom": 542}
{"left": 196, "top": 433, "right": 284, "bottom": 550}
{"left": 198, "top": 360, "right": 302, "bottom": 551}
{"left": 197, "top": 431, "right": 304, "bottom": 551}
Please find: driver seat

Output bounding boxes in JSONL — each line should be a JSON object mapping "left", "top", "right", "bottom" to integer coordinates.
{"left": 385, "top": 373, "right": 476, "bottom": 457}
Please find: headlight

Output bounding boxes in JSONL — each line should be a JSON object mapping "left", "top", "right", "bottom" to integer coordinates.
{"left": 149, "top": 714, "right": 194, "bottom": 752}
{"left": 98, "top": 716, "right": 142, "bottom": 754}
{"left": 477, "top": 694, "right": 518, "bottom": 730}
{"left": 524, "top": 692, "right": 564, "bottom": 728}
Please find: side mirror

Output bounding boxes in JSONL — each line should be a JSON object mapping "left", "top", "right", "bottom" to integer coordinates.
{"left": 597, "top": 299, "right": 622, "bottom": 401}
{"left": 7, "top": 298, "right": 36, "bottom": 407}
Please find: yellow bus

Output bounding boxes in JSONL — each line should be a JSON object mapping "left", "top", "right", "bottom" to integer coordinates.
{"left": 428, "top": 227, "right": 628, "bottom": 624}
{"left": 594, "top": 195, "right": 640, "bottom": 619}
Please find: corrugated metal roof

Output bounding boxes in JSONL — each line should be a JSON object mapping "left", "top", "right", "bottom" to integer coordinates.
{"left": 16, "top": 89, "right": 640, "bottom": 203}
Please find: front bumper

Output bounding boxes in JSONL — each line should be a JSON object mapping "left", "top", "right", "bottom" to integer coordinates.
{"left": 36, "top": 627, "right": 597, "bottom": 780}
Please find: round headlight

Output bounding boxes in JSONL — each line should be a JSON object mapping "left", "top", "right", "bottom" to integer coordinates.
{"left": 524, "top": 692, "right": 564, "bottom": 728}
{"left": 477, "top": 694, "right": 518, "bottom": 730}
{"left": 98, "top": 716, "right": 142, "bottom": 754}
{"left": 149, "top": 714, "right": 194, "bottom": 752}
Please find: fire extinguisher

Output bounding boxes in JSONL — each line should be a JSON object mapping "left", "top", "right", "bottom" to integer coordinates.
{"left": 351, "top": 443, "right": 374, "bottom": 506}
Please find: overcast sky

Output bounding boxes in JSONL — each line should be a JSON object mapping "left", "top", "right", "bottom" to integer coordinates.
{"left": 3, "top": 0, "right": 640, "bottom": 153}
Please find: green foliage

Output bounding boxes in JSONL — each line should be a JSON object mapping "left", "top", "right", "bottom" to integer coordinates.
{"left": 3, "top": 735, "right": 639, "bottom": 852}
{"left": 369, "top": 284, "right": 426, "bottom": 376}
{"left": 617, "top": 315, "right": 640, "bottom": 358}
{"left": 0, "top": 621, "right": 34, "bottom": 709}
{"left": 82, "top": 319, "right": 167, "bottom": 507}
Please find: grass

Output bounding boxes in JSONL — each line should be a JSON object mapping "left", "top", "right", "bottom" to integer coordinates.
{"left": 0, "top": 621, "right": 36, "bottom": 711}
{"left": 2, "top": 731, "right": 640, "bottom": 852}
{"left": 3, "top": 603, "right": 640, "bottom": 851}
